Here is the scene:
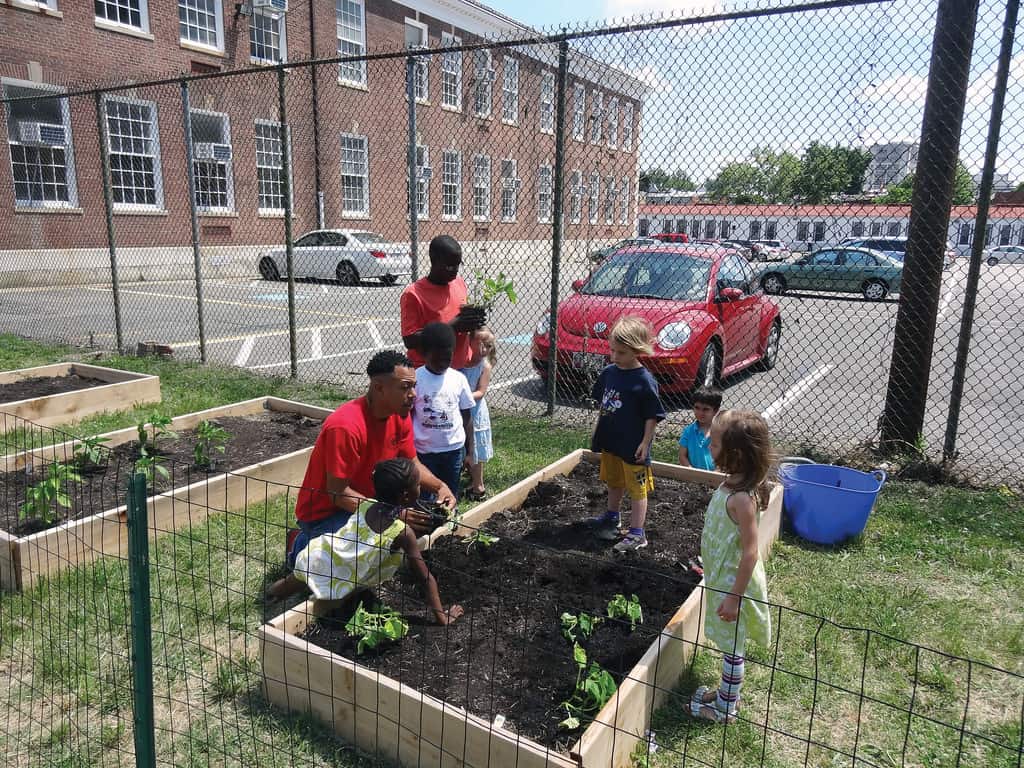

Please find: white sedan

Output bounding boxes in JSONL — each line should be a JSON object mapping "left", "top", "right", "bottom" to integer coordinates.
{"left": 984, "top": 245, "right": 1024, "bottom": 265}
{"left": 258, "top": 229, "right": 412, "bottom": 285}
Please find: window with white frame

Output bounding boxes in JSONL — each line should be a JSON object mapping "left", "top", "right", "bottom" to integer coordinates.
{"left": 999, "top": 223, "right": 1012, "bottom": 245}
{"left": 105, "top": 96, "right": 163, "bottom": 209}
{"left": 501, "top": 58, "right": 519, "bottom": 124}
{"left": 472, "top": 154, "right": 491, "bottom": 220}
{"left": 619, "top": 177, "right": 630, "bottom": 224}
{"left": 250, "top": 8, "right": 286, "bottom": 64}
{"left": 622, "top": 102, "right": 634, "bottom": 151}
{"left": 336, "top": 0, "right": 366, "bottom": 86}
{"left": 340, "top": 133, "right": 369, "bottom": 216}
{"left": 4, "top": 82, "right": 78, "bottom": 209}
{"left": 96, "top": 0, "right": 149, "bottom": 32}
{"left": 604, "top": 177, "right": 615, "bottom": 224}
{"left": 588, "top": 171, "right": 599, "bottom": 224}
{"left": 472, "top": 51, "right": 494, "bottom": 118}
{"left": 957, "top": 222, "right": 972, "bottom": 246}
{"left": 886, "top": 221, "right": 901, "bottom": 236}
{"left": 572, "top": 83, "right": 585, "bottom": 140}
{"left": 178, "top": 0, "right": 223, "bottom": 50}
{"left": 405, "top": 21, "right": 429, "bottom": 102}
{"left": 415, "top": 145, "right": 430, "bottom": 218}
{"left": 538, "top": 165, "right": 553, "bottom": 224}
{"left": 442, "top": 149, "right": 462, "bottom": 219}
{"left": 569, "top": 170, "right": 582, "bottom": 224}
{"left": 539, "top": 71, "right": 555, "bottom": 134}
{"left": 590, "top": 91, "right": 603, "bottom": 143}
{"left": 606, "top": 97, "right": 618, "bottom": 149}
{"left": 255, "top": 120, "right": 290, "bottom": 213}
{"left": 765, "top": 220, "right": 778, "bottom": 239}
{"left": 22, "top": 0, "right": 58, "bottom": 9}
{"left": 500, "top": 159, "right": 518, "bottom": 222}
{"left": 441, "top": 32, "right": 462, "bottom": 110}
{"left": 190, "top": 110, "right": 233, "bottom": 212}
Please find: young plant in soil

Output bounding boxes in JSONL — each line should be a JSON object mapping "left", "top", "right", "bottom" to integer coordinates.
{"left": 193, "top": 420, "right": 230, "bottom": 470}
{"left": 464, "top": 530, "right": 499, "bottom": 550}
{"left": 136, "top": 411, "right": 177, "bottom": 456}
{"left": 345, "top": 602, "right": 409, "bottom": 655}
{"left": 72, "top": 435, "right": 110, "bottom": 470}
{"left": 19, "top": 461, "right": 81, "bottom": 525}
{"left": 560, "top": 611, "right": 603, "bottom": 644}
{"left": 606, "top": 594, "right": 644, "bottom": 631}
{"left": 558, "top": 643, "right": 617, "bottom": 731}
{"left": 135, "top": 452, "right": 169, "bottom": 485}
{"left": 467, "top": 269, "right": 518, "bottom": 313}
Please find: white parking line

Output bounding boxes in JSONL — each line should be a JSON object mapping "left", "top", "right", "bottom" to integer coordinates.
{"left": 245, "top": 343, "right": 403, "bottom": 371}
{"left": 310, "top": 327, "right": 323, "bottom": 360}
{"left": 761, "top": 365, "right": 834, "bottom": 423}
{"left": 367, "top": 320, "right": 384, "bottom": 348}
{"left": 233, "top": 336, "right": 256, "bottom": 367}
{"left": 489, "top": 375, "right": 536, "bottom": 391}
{"left": 938, "top": 268, "right": 964, "bottom": 322}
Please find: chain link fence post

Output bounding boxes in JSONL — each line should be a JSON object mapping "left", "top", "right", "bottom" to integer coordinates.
{"left": 277, "top": 67, "right": 298, "bottom": 379}
{"left": 126, "top": 471, "right": 156, "bottom": 768}
{"left": 407, "top": 54, "right": 420, "bottom": 282}
{"left": 94, "top": 91, "right": 124, "bottom": 355}
{"left": 180, "top": 80, "right": 208, "bottom": 364}
{"left": 546, "top": 37, "right": 570, "bottom": 416}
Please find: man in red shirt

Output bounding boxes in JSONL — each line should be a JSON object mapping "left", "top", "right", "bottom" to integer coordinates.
{"left": 401, "top": 235, "right": 485, "bottom": 369}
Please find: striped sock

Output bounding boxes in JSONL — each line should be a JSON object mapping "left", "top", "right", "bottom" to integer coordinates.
{"left": 716, "top": 652, "right": 744, "bottom": 714}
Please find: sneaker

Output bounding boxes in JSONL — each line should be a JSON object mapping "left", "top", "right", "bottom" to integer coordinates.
{"left": 585, "top": 516, "right": 621, "bottom": 541}
{"left": 613, "top": 533, "right": 648, "bottom": 553}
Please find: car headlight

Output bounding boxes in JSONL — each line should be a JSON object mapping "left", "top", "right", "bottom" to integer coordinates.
{"left": 657, "top": 322, "right": 692, "bottom": 350}
{"left": 535, "top": 313, "right": 551, "bottom": 337}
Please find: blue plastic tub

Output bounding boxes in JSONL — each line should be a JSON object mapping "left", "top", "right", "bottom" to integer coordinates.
{"left": 778, "top": 459, "right": 886, "bottom": 545}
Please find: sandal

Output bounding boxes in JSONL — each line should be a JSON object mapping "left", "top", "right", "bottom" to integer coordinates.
{"left": 465, "top": 488, "right": 488, "bottom": 502}
{"left": 689, "top": 686, "right": 738, "bottom": 724}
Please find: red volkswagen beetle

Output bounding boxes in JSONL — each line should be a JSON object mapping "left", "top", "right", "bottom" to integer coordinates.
{"left": 531, "top": 244, "right": 782, "bottom": 395}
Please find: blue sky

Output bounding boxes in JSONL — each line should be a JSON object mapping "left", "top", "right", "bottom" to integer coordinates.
{"left": 486, "top": 0, "right": 1024, "bottom": 185}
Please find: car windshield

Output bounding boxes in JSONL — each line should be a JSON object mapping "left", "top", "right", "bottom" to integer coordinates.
{"left": 582, "top": 251, "right": 712, "bottom": 301}
{"left": 351, "top": 231, "right": 387, "bottom": 244}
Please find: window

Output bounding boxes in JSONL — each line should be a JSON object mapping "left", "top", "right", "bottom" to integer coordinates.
{"left": 4, "top": 81, "right": 78, "bottom": 209}
{"left": 639, "top": 218, "right": 649, "bottom": 236}
{"left": 441, "top": 33, "right": 462, "bottom": 110}
{"left": 886, "top": 222, "right": 901, "bottom": 236}
{"left": 105, "top": 96, "right": 163, "bottom": 209}
{"left": 414, "top": 145, "right": 429, "bottom": 218}
{"left": 590, "top": 92, "right": 603, "bottom": 143}
{"left": 999, "top": 224, "right": 1011, "bottom": 246}
{"left": 604, "top": 177, "right": 615, "bottom": 224}
{"left": 985, "top": 224, "right": 994, "bottom": 245}
{"left": 23, "top": 0, "right": 58, "bottom": 9}
{"left": 588, "top": 172, "right": 599, "bottom": 224}
{"left": 336, "top": 0, "right": 366, "bottom": 86}
{"left": 749, "top": 220, "right": 762, "bottom": 240}
{"left": 619, "top": 177, "right": 630, "bottom": 224}
{"left": 472, "top": 154, "right": 491, "bottom": 221}
{"left": 1017, "top": 227, "right": 1024, "bottom": 246}
{"left": 539, "top": 71, "right": 555, "bottom": 134}
{"left": 255, "top": 120, "right": 289, "bottom": 213}
{"left": 569, "top": 170, "right": 582, "bottom": 224}
{"left": 500, "top": 159, "right": 518, "bottom": 222}
{"left": 501, "top": 58, "right": 519, "bottom": 124}
{"left": 870, "top": 221, "right": 883, "bottom": 236}
{"left": 606, "top": 97, "right": 618, "bottom": 149}
{"left": 622, "top": 102, "right": 634, "bottom": 152}
{"left": 537, "top": 165, "right": 553, "bottom": 224}
{"left": 796, "top": 221, "right": 810, "bottom": 242}
{"left": 95, "top": 0, "right": 149, "bottom": 32}
{"left": 340, "top": 133, "right": 368, "bottom": 216}
{"left": 250, "top": 8, "right": 286, "bottom": 64}
{"left": 843, "top": 250, "right": 878, "bottom": 267}
{"left": 190, "top": 110, "right": 233, "bottom": 212}
{"left": 704, "top": 219, "right": 716, "bottom": 238}
{"left": 957, "top": 222, "right": 972, "bottom": 246}
{"left": 442, "top": 149, "right": 461, "bottom": 219}
{"left": 472, "top": 51, "right": 494, "bottom": 118}
{"left": 178, "top": 0, "right": 223, "bottom": 50}
{"left": 765, "top": 220, "right": 778, "bottom": 239}
{"left": 405, "top": 20, "right": 429, "bottom": 102}
{"left": 807, "top": 250, "right": 839, "bottom": 266}
{"left": 813, "top": 221, "right": 826, "bottom": 242}
{"left": 719, "top": 255, "right": 752, "bottom": 292}
{"left": 572, "top": 84, "right": 585, "bottom": 140}
{"left": 851, "top": 221, "right": 865, "bottom": 237}
{"left": 720, "top": 220, "right": 732, "bottom": 239}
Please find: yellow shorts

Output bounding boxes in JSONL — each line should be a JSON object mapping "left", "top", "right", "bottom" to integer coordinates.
{"left": 599, "top": 452, "right": 655, "bottom": 499}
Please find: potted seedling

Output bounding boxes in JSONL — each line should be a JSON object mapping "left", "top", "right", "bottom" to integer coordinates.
{"left": 19, "top": 461, "right": 82, "bottom": 527}
{"left": 463, "top": 269, "right": 517, "bottom": 322}
{"left": 193, "top": 419, "right": 230, "bottom": 471}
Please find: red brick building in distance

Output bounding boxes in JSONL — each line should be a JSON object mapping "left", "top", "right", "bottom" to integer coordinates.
{"left": 0, "top": 0, "right": 643, "bottom": 283}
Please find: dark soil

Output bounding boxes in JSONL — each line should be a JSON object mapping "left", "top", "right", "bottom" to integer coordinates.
{"left": 0, "top": 374, "right": 106, "bottom": 403}
{"left": 299, "top": 461, "right": 711, "bottom": 752}
{"left": 1, "top": 411, "right": 322, "bottom": 536}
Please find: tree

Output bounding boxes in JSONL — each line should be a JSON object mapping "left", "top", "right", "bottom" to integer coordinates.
{"left": 639, "top": 167, "right": 695, "bottom": 193}
{"left": 793, "top": 143, "right": 872, "bottom": 204}
{"left": 754, "top": 148, "right": 802, "bottom": 203}
{"left": 876, "top": 161, "right": 974, "bottom": 205}
{"left": 704, "top": 162, "right": 763, "bottom": 203}
{"left": 702, "top": 148, "right": 802, "bottom": 204}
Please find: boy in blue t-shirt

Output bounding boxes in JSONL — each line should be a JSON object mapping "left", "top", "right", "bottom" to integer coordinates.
{"left": 588, "top": 317, "right": 666, "bottom": 553}
{"left": 677, "top": 386, "right": 722, "bottom": 471}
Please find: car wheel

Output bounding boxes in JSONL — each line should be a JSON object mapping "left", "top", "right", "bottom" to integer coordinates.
{"left": 258, "top": 257, "right": 280, "bottom": 281}
{"left": 987, "top": 256, "right": 999, "bottom": 266}
{"left": 380, "top": 274, "right": 398, "bottom": 286}
{"left": 693, "top": 342, "right": 720, "bottom": 391}
{"left": 335, "top": 261, "right": 359, "bottom": 286}
{"left": 761, "top": 273, "right": 786, "bottom": 295}
{"left": 756, "top": 321, "right": 781, "bottom": 372}
{"left": 862, "top": 279, "right": 888, "bottom": 301}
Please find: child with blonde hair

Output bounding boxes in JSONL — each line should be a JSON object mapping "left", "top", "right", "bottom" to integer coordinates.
{"left": 588, "top": 316, "right": 666, "bottom": 553}
{"left": 461, "top": 327, "right": 496, "bottom": 500}
{"left": 690, "top": 409, "right": 773, "bottom": 723}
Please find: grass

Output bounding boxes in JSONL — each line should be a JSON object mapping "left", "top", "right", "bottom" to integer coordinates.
{"left": 0, "top": 335, "right": 1021, "bottom": 767}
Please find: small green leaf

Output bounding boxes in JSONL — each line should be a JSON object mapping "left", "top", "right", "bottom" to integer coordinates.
{"left": 559, "top": 716, "right": 581, "bottom": 730}
{"left": 573, "top": 642, "right": 587, "bottom": 667}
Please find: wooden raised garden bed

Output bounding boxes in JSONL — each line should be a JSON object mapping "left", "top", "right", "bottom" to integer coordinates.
{"left": 0, "top": 396, "right": 331, "bottom": 591}
{"left": 260, "top": 449, "right": 782, "bottom": 768}
{"left": 0, "top": 362, "right": 161, "bottom": 427}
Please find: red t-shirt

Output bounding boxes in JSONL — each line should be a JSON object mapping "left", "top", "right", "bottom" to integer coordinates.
{"left": 400, "top": 276, "right": 471, "bottom": 368}
{"left": 295, "top": 396, "right": 416, "bottom": 523}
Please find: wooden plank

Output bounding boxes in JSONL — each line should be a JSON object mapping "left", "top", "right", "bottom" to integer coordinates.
{"left": 0, "top": 529, "right": 16, "bottom": 592}
{"left": 0, "top": 362, "right": 72, "bottom": 385}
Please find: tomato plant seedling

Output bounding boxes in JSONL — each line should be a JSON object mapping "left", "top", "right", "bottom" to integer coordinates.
{"left": 344, "top": 602, "right": 409, "bottom": 655}
{"left": 19, "top": 461, "right": 81, "bottom": 525}
{"left": 193, "top": 419, "right": 230, "bottom": 469}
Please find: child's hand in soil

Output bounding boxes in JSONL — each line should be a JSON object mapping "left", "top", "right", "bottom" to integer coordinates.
{"left": 717, "top": 594, "right": 741, "bottom": 623}
{"left": 434, "top": 605, "right": 465, "bottom": 626}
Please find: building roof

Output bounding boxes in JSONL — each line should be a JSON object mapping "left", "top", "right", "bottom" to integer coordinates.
{"left": 639, "top": 202, "right": 1024, "bottom": 218}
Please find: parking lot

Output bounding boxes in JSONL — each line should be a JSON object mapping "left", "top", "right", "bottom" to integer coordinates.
{"left": 2, "top": 258, "right": 1021, "bottom": 475}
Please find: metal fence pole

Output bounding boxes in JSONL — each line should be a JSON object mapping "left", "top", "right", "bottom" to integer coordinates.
{"left": 94, "top": 92, "right": 124, "bottom": 355}
{"left": 407, "top": 54, "right": 419, "bottom": 282}
{"left": 126, "top": 472, "right": 156, "bottom": 768}
{"left": 546, "top": 38, "right": 570, "bottom": 416}
{"left": 943, "top": 0, "right": 1020, "bottom": 461}
{"left": 180, "top": 81, "right": 207, "bottom": 364}
{"left": 277, "top": 67, "right": 298, "bottom": 378}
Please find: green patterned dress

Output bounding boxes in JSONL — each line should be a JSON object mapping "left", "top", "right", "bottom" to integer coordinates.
{"left": 701, "top": 485, "right": 772, "bottom": 653}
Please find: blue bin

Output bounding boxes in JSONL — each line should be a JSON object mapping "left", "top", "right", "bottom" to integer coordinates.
{"left": 778, "top": 459, "right": 886, "bottom": 545}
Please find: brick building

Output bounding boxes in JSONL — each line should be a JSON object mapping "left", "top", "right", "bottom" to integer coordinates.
{"left": 0, "top": 0, "right": 643, "bottom": 282}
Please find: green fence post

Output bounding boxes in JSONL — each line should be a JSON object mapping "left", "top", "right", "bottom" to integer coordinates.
{"left": 127, "top": 472, "right": 156, "bottom": 767}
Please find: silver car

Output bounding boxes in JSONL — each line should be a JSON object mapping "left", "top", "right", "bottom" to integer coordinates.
{"left": 258, "top": 229, "right": 412, "bottom": 285}
{"left": 983, "top": 245, "right": 1024, "bottom": 265}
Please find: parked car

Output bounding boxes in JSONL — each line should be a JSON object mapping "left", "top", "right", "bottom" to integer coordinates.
{"left": 720, "top": 240, "right": 754, "bottom": 259}
{"left": 758, "top": 247, "right": 901, "bottom": 300}
{"left": 588, "top": 238, "right": 658, "bottom": 263}
{"left": 531, "top": 245, "right": 782, "bottom": 395}
{"left": 751, "top": 240, "right": 790, "bottom": 261}
{"left": 839, "top": 236, "right": 956, "bottom": 268}
{"left": 258, "top": 230, "right": 411, "bottom": 285}
{"left": 983, "top": 245, "right": 1024, "bottom": 265}
{"left": 653, "top": 232, "right": 690, "bottom": 244}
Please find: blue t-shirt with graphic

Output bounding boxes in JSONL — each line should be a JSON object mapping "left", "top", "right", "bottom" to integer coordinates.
{"left": 678, "top": 421, "right": 715, "bottom": 470}
{"left": 590, "top": 365, "right": 666, "bottom": 465}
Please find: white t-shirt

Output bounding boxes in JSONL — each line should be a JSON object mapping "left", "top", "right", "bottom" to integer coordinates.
{"left": 413, "top": 367, "right": 475, "bottom": 453}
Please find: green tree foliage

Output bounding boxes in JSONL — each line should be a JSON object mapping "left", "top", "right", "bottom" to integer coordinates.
{"left": 704, "top": 161, "right": 763, "bottom": 203}
{"left": 639, "top": 167, "right": 695, "bottom": 193}
{"left": 793, "top": 143, "right": 872, "bottom": 204}
{"left": 876, "top": 161, "right": 975, "bottom": 205}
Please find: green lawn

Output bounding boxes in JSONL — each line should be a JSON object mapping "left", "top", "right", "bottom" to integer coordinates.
{"left": 0, "top": 335, "right": 1020, "bottom": 768}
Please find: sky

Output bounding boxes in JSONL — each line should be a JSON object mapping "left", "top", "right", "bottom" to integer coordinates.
{"left": 484, "top": 0, "right": 1024, "bottom": 185}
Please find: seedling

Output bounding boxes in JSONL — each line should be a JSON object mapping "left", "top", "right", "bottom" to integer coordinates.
{"left": 607, "top": 594, "right": 644, "bottom": 631}
{"left": 469, "top": 269, "right": 518, "bottom": 312}
{"left": 344, "top": 602, "right": 409, "bottom": 655}
{"left": 136, "top": 411, "right": 177, "bottom": 455}
{"left": 560, "top": 611, "right": 603, "bottom": 644}
{"left": 558, "top": 651, "right": 617, "bottom": 730}
{"left": 72, "top": 434, "right": 110, "bottom": 468}
{"left": 465, "top": 530, "right": 500, "bottom": 550}
{"left": 19, "top": 461, "right": 81, "bottom": 525}
{"left": 193, "top": 419, "right": 230, "bottom": 469}
{"left": 136, "top": 452, "right": 169, "bottom": 485}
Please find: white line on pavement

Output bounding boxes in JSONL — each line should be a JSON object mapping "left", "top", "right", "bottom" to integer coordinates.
{"left": 367, "top": 320, "right": 383, "bottom": 348}
{"left": 489, "top": 375, "right": 536, "bottom": 391}
{"left": 310, "top": 327, "right": 323, "bottom": 360}
{"left": 169, "top": 321, "right": 364, "bottom": 348}
{"left": 761, "top": 364, "right": 834, "bottom": 423}
{"left": 245, "top": 343, "right": 403, "bottom": 371}
{"left": 938, "top": 268, "right": 964, "bottom": 322}
{"left": 233, "top": 337, "right": 256, "bottom": 367}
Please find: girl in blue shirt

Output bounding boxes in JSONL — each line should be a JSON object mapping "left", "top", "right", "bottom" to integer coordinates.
{"left": 678, "top": 386, "right": 722, "bottom": 471}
